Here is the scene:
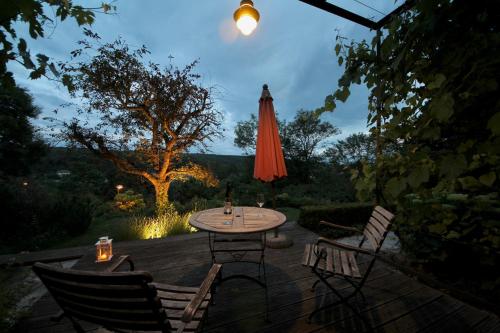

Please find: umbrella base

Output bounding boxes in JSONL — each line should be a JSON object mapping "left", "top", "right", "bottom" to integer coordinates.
{"left": 265, "top": 232, "right": 293, "bottom": 249}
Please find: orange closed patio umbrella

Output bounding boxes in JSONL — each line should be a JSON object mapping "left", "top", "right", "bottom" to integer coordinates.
{"left": 254, "top": 84, "right": 287, "bottom": 183}
{"left": 254, "top": 84, "right": 291, "bottom": 248}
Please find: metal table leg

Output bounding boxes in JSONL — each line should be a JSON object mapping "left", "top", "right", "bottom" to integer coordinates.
{"left": 207, "top": 231, "right": 270, "bottom": 321}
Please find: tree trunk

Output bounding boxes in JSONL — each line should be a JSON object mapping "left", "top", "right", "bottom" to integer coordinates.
{"left": 154, "top": 181, "right": 171, "bottom": 214}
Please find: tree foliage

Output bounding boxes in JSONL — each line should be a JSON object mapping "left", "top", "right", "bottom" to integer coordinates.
{"left": 0, "top": 83, "right": 45, "bottom": 177}
{"left": 283, "top": 109, "right": 340, "bottom": 165}
{"left": 234, "top": 109, "right": 339, "bottom": 180}
{"left": 0, "top": 0, "right": 115, "bottom": 87}
{"left": 234, "top": 113, "right": 287, "bottom": 155}
{"left": 322, "top": 0, "right": 500, "bottom": 281}
{"left": 326, "top": 132, "right": 375, "bottom": 167}
{"left": 61, "top": 38, "right": 222, "bottom": 211}
{"left": 234, "top": 109, "right": 338, "bottom": 159}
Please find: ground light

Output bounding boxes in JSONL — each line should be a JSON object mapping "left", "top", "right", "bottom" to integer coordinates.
{"left": 233, "top": 0, "right": 260, "bottom": 36}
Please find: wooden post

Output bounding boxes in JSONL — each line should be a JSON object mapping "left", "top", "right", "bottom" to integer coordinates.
{"left": 375, "top": 29, "right": 383, "bottom": 205}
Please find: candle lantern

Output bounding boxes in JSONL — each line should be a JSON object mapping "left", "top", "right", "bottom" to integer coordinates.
{"left": 95, "top": 236, "right": 113, "bottom": 262}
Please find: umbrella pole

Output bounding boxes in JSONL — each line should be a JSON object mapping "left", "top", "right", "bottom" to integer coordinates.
{"left": 272, "top": 181, "right": 278, "bottom": 238}
{"left": 265, "top": 181, "right": 293, "bottom": 248}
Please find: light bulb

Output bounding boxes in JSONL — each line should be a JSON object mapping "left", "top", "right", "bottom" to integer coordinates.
{"left": 236, "top": 15, "right": 258, "bottom": 35}
{"left": 233, "top": 0, "right": 260, "bottom": 36}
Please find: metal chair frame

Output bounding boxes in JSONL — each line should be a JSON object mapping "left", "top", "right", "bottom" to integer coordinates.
{"left": 306, "top": 206, "right": 394, "bottom": 323}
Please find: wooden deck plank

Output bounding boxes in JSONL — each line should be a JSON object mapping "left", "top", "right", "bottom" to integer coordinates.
{"left": 374, "top": 294, "right": 464, "bottom": 333}
{"left": 220, "top": 273, "right": 423, "bottom": 333}
{"left": 13, "top": 222, "right": 500, "bottom": 333}
{"left": 419, "top": 304, "right": 493, "bottom": 333}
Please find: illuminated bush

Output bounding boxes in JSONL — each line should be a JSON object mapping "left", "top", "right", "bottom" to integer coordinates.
{"left": 114, "top": 190, "right": 146, "bottom": 212}
{"left": 130, "top": 204, "right": 196, "bottom": 239}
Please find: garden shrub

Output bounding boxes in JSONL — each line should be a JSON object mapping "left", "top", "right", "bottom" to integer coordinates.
{"left": 0, "top": 180, "right": 94, "bottom": 253}
{"left": 114, "top": 190, "right": 146, "bottom": 212}
{"left": 298, "top": 202, "right": 373, "bottom": 238}
{"left": 42, "top": 196, "right": 94, "bottom": 237}
{"left": 396, "top": 194, "right": 500, "bottom": 301}
{"left": 128, "top": 203, "right": 195, "bottom": 239}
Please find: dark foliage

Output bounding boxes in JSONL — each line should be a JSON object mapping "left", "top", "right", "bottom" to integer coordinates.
{"left": 0, "top": 84, "right": 45, "bottom": 177}
{"left": 298, "top": 203, "right": 373, "bottom": 238}
{"left": 0, "top": 1, "right": 114, "bottom": 87}
{"left": 0, "top": 180, "right": 93, "bottom": 253}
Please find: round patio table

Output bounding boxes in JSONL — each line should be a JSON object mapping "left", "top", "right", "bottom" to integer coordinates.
{"left": 189, "top": 206, "right": 286, "bottom": 234}
{"left": 189, "top": 206, "right": 286, "bottom": 320}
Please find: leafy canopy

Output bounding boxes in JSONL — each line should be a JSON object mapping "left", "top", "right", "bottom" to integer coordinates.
{"left": 322, "top": 0, "right": 500, "bottom": 257}
{"left": 0, "top": 0, "right": 115, "bottom": 87}
{"left": 0, "top": 83, "right": 45, "bottom": 177}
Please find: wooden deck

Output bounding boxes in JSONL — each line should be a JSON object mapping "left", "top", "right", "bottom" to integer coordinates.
{"left": 14, "top": 222, "right": 500, "bottom": 333}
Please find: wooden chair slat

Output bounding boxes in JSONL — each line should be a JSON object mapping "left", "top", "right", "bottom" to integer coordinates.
{"left": 165, "top": 308, "right": 205, "bottom": 320}
{"left": 63, "top": 306, "right": 164, "bottom": 331}
{"left": 369, "top": 216, "right": 386, "bottom": 236}
{"left": 161, "top": 299, "right": 209, "bottom": 310}
{"left": 56, "top": 296, "right": 162, "bottom": 322}
{"left": 375, "top": 205, "right": 395, "bottom": 220}
{"left": 372, "top": 210, "right": 391, "bottom": 228}
{"left": 332, "top": 248, "right": 342, "bottom": 274}
{"left": 302, "top": 206, "right": 395, "bottom": 321}
{"left": 326, "top": 247, "right": 333, "bottom": 272}
{"left": 151, "top": 282, "right": 199, "bottom": 294}
{"left": 339, "top": 251, "right": 351, "bottom": 276}
{"left": 157, "top": 291, "right": 205, "bottom": 302}
{"left": 302, "top": 243, "right": 312, "bottom": 266}
{"left": 363, "top": 228, "right": 379, "bottom": 251}
{"left": 38, "top": 272, "right": 146, "bottom": 290}
{"left": 49, "top": 286, "right": 156, "bottom": 310}
{"left": 181, "top": 263, "right": 221, "bottom": 323}
{"left": 170, "top": 318, "right": 202, "bottom": 331}
{"left": 365, "top": 222, "right": 383, "bottom": 245}
{"left": 346, "top": 251, "right": 361, "bottom": 278}
{"left": 33, "top": 260, "right": 218, "bottom": 333}
{"left": 33, "top": 264, "right": 153, "bottom": 285}
{"left": 314, "top": 246, "right": 326, "bottom": 271}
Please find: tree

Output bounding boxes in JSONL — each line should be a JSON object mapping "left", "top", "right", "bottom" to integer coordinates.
{"left": 284, "top": 109, "right": 339, "bottom": 170}
{"left": 321, "top": 0, "right": 500, "bottom": 286}
{"left": 233, "top": 113, "right": 287, "bottom": 155}
{"left": 0, "top": 0, "right": 115, "bottom": 87}
{"left": 61, "top": 39, "right": 222, "bottom": 211}
{"left": 326, "top": 133, "right": 375, "bottom": 166}
{"left": 234, "top": 114, "right": 258, "bottom": 155}
{"left": 0, "top": 83, "right": 45, "bottom": 177}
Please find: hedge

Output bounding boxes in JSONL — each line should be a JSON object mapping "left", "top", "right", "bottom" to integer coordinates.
{"left": 298, "top": 203, "right": 374, "bottom": 238}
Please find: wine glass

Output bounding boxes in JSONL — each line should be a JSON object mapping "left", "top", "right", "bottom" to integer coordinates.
{"left": 256, "top": 193, "right": 265, "bottom": 208}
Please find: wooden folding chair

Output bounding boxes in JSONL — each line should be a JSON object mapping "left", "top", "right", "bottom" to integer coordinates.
{"left": 302, "top": 206, "right": 395, "bottom": 322}
{"left": 33, "top": 255, "right": 221, "bottom": 333}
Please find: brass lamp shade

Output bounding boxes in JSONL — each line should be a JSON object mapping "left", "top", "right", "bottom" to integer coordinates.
{"left": 233, "top": 0, "right": 260, "bottom": 35}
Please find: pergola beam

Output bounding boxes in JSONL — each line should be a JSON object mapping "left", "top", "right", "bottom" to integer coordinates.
{"left": 299, "top": 0, "right": 376, "bottom": 29}
{"left": 374, "top": 0, "right": 416, "bottom": 29}
{"left": 299, "top": 0, "right": 416, "bottom": 30}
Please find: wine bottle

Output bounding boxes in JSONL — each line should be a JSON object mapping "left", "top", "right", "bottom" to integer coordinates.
{"left": 224, "top": 182, "right": 232, "bottom": 215}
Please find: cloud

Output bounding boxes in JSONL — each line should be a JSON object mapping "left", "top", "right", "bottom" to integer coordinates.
{"left": 10, "top": 0, "right": 393, "bottom": 155}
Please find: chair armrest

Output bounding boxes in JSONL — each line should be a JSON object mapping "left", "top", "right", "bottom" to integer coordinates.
{"left": 105, "top": 255, "right": 135, "bottom": 272}
{"left": 319, "top": 221, "right": 362, "bottom": 233}
{"left": 181, "top": 264, "right": 222, "bottom": 323}
{"left": 316, "top": 237, "right": 375, "bottom": 256}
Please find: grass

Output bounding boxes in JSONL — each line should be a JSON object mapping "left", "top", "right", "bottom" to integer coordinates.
{"left": 51, "top": 214, "right": 135, "bottom": 249}
{"left": 276, "top": 207, "right": 300, "bottom": 222}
